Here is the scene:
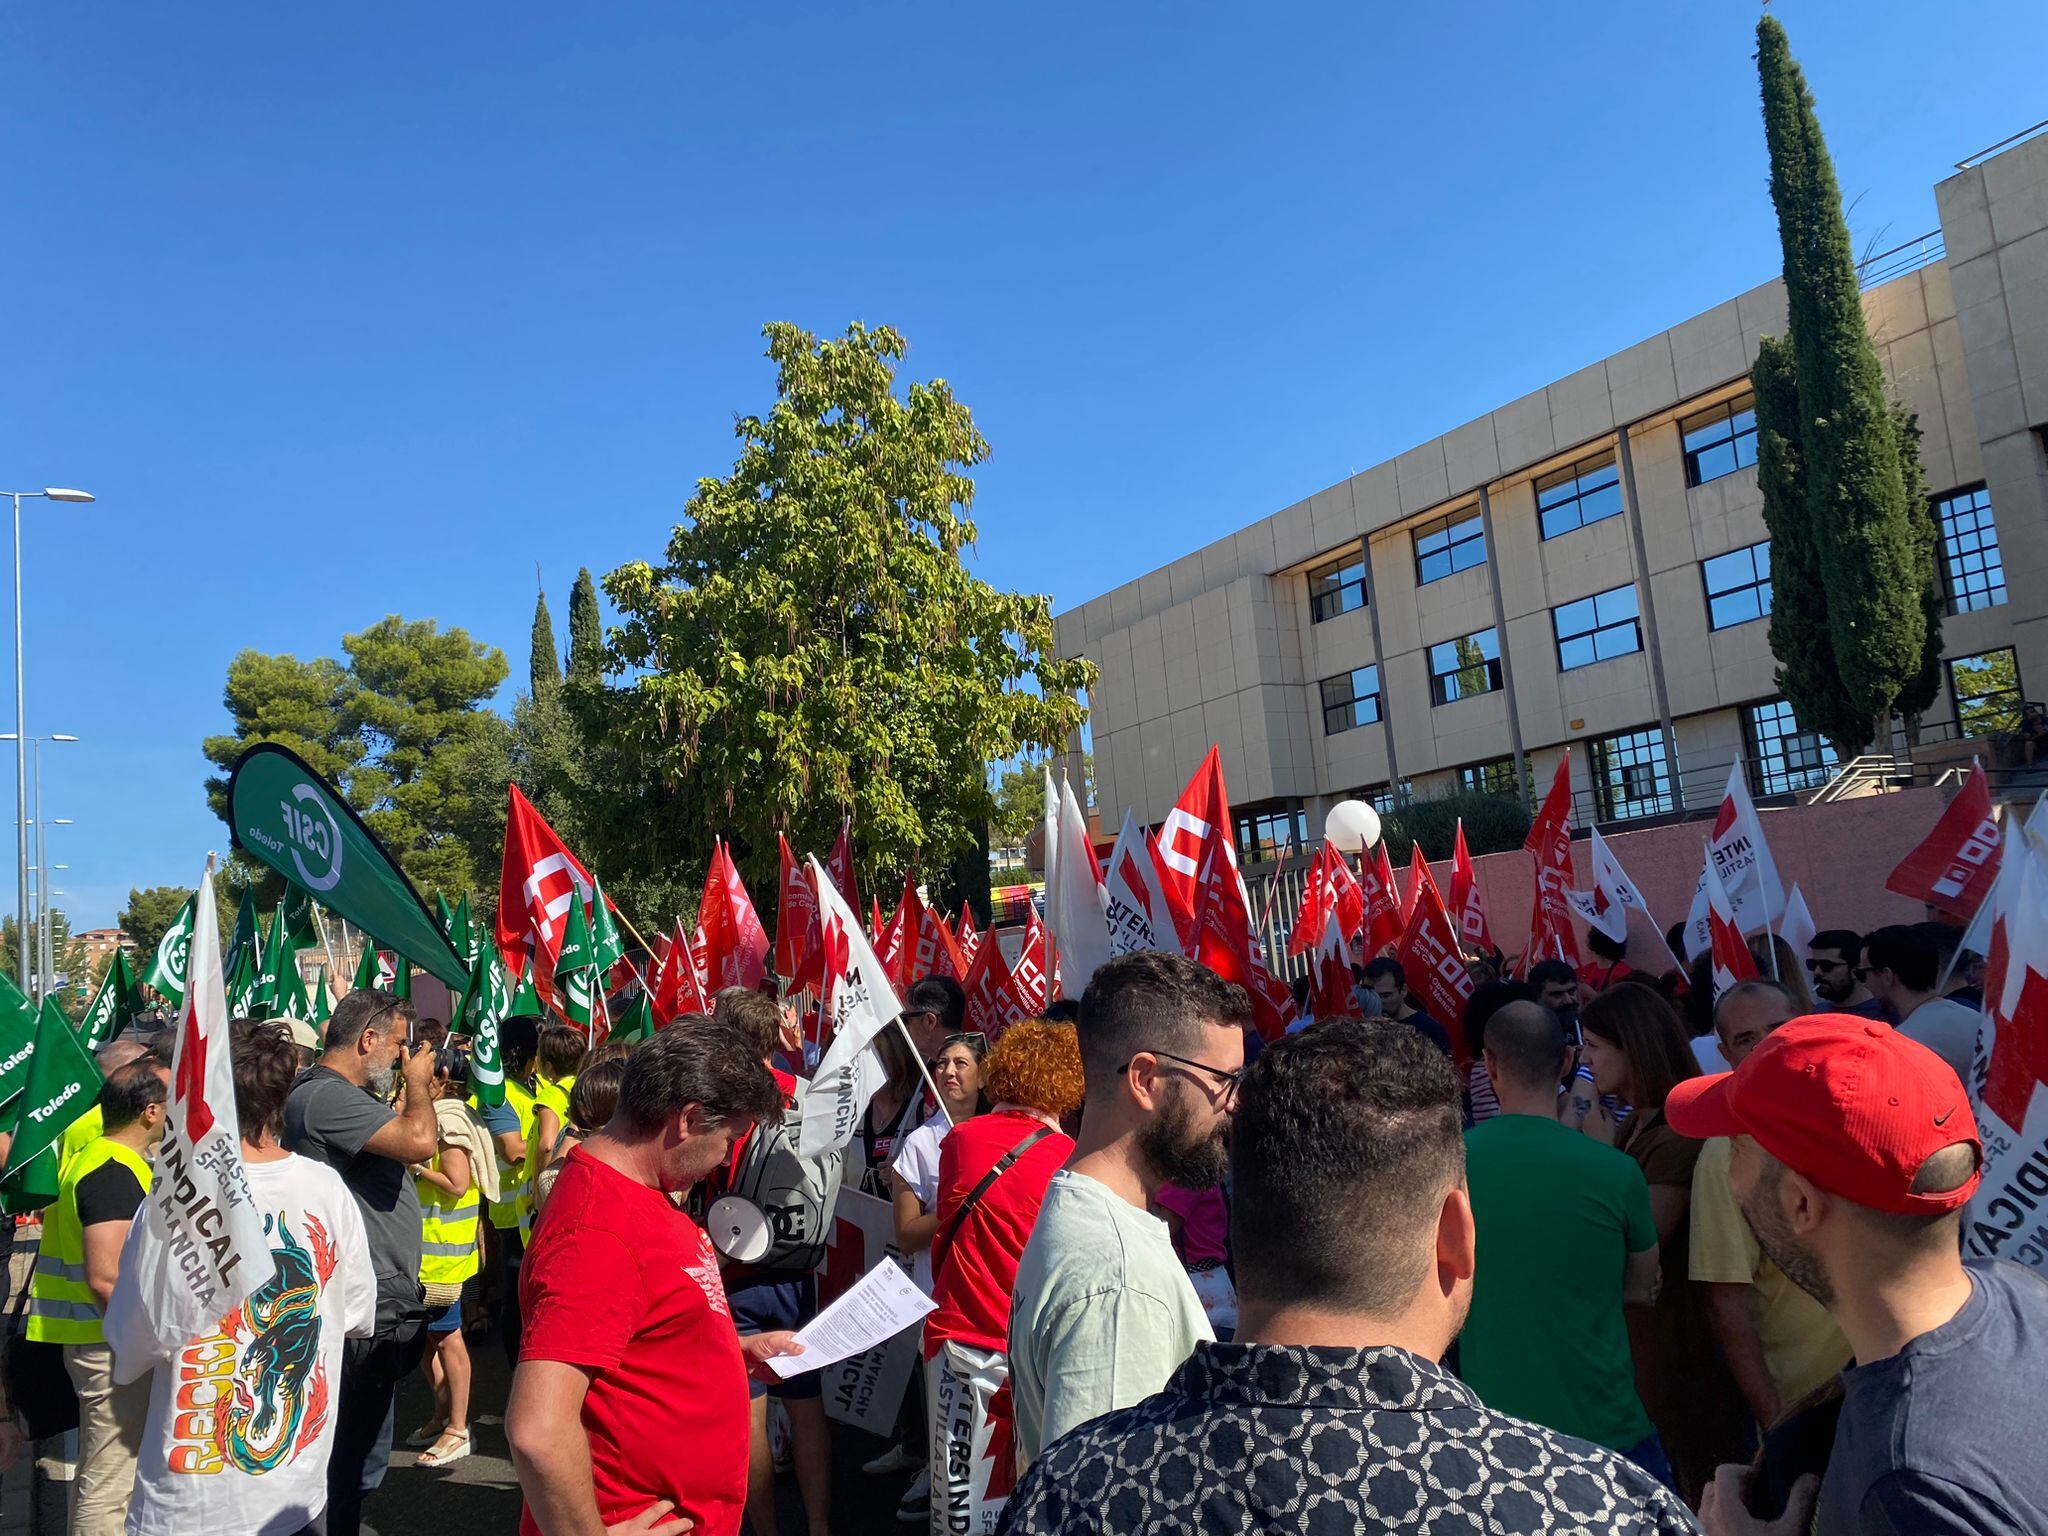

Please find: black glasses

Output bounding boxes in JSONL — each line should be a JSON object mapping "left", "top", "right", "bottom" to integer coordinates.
{"left": 1119, "top": 1049, "right": 1244, "bottom": 1107}
{"left": 1853, "top": 965, "right": 1874, "bottom": 981}
{"left": 1805, "top": 957, "right": 1845, "bottom": 973}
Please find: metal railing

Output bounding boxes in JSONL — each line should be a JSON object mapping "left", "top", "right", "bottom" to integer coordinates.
{"left": 1857, "top": 230, "right": 1945, "bottom": 289}
{"left": 1956, "top": 119, "right": 2048, "bottom": 170}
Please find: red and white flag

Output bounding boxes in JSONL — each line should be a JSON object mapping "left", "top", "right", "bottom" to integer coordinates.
{"left": 1685, "top": 764, "right": 1785, "bottom": 958}
{"left": 1565, "top": 828, "right": 1651, "bottom": 946}
{"left": 1449, "top": 820, "right": 1494, "bottom": 955}
{"left": 1363, "top": 844, "right": 1404, "bottom": 953}
{"left": 798, "top": 857, "right": 907, "bottom": 1159}
{"left": 1011, "top": 908, "right": 1051, "bottom": 1015}
{"left": 875, "top": 898, "right": 909, "bottom": 990}
{"left": 1703, "top": 843, "right": 1759, "bottom": 998}
{"left": 1401, "top": 843, "right": 1427, "bottom": 924}
{"left": 1287, "top": 842, "right": 1364, "bottom": 958}
{"left": 1394, "top": 868, "right": 1476, "bottom": 1061}
{"left": 1967, "top": 821, "right": 2048, "bottom": 1277}
{"left": 1104, "top": 808, "right": 1182, "bottom": 958}
{"left": 1145, "top": 827, "right": 1196, "bottom": 954}
{"left": 960, "top": 927, "right": 1030, "bottom": 1040}
{"left": 107, "top": 865, "right": 275, "bottom": 1381}
{"left": 1309, "top": 912, "right": 1363, "bottom": 1022}
{"left": 825, "top": 817, "right": 858, "bottom": 912}
{"left": 497, "top": 784, "right": 600, "bottom": 1003}
{"left": 955, "top": 907, "right": 983, "bottom": 964}
{"left": 899, "top": 874, "right": 969, "bottom": 988}
{"left": 652, "top": 918, "right": 710, "bottom": 1023}
{"left": 1050, "top": 775, "right": 1112, "bottom": 996}
{"left": 1154, "top": 747, "right": 1240, "bottom": 921}
{"left": 1524, "top": 755, "right": 1582, "bottom": 971}
{"left": 1191, "top": 836, "right": 1290, "bottom": 1041}
{"left": 1886, "top": 760, "right": 2000, "bottom": 919}
{"left": 698, "top": 842, "right": 770, "bottom": 993}
{"left": 775, "top": 833, "right": 826, "bottom": 993}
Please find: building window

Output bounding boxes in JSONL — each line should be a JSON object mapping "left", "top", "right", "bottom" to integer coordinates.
{"left": 1554, "top": 584, "right": 1643, "bottom": 670}
{"left": 1428, "top": 629, "right": 1502, "bottom": 705}
{"left": 1590, "top": 727, "right": 1675, "bottom": 822}
{"left": 1744, "top": 698, "right": 1837, "bottom": 797}
{"left": 1319, "top": 666, "right": 1382, "bottom": 735}
{"left": 1236, "top": 805, "right": 1308, "bottom": 863}
{"left": 1935, "top": 485, "right": 2007, "bottom": 614}
{"left": 1307, "top": 553, "right": 1369, "bottom": 622}
{"left": 1459, "top": 757, "right": 1521, "bottom": 799}
{"left": 1681, "top": 394, "right": 1759, "bottom": 486}
{"left": 1703, "top": 542, "right": 1772, "bottom": 630}
{"left": 1536, "top": 452, "right": 1623, "bottom": 539}
{"left": 1363, "top": 781, "right": 1412, "bottom": 815}
{"left": 1950, "top": 648, "right": 2023, "bottom": 738}
{"left": 1414, "top": 509, "right": 1487, "bottom": 585}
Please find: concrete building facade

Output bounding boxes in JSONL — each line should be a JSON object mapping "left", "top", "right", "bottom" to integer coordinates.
{"left": 1055, "top": 129, "right": 2048, "bottom": 862}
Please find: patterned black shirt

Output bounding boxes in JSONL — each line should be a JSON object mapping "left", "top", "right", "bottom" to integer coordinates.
{"left": 998, "top": 1342, "right": 1703, "bottom": 1536}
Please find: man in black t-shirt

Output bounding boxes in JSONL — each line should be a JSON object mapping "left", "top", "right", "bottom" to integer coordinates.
{"left": 1362, "top": 957, "right": 1455, "bottom": 1057}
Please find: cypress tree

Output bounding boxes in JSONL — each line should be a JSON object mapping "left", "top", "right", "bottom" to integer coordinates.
{"left": 1755, "top": 16, "right": 1926, "bottom": 747}
{"left": 568, "top": 566, "right": 602, "bottom": 684}
{"left": 1892, "top": 404, "right": 1946, "bottom": 731}
{"left": 530, "top": 587, "right": 561, "bottom": 702}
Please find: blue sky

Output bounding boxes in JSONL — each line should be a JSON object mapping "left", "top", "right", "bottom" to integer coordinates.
{"left": 1, "top": 2, "right": 2037, "bottom": 929}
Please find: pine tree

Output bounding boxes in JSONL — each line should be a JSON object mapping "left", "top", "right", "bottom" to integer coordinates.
{"left": 567, "top": 567, "right": 602, "bottom": 684}
{"left": 1754, "top": 16, "right": 1927, "bottom": 748}
{"left": 530, "top": 585, "right": 562, "bottom": 702}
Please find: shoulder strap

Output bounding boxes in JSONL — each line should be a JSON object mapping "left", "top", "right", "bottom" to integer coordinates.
{"left": 933, "top": 1126, "right": 1055, "bottom": 1282}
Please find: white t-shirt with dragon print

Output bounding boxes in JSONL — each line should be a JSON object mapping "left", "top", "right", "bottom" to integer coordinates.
{"left": 113, "top": 1151, "right": 376, "bottom": 1536}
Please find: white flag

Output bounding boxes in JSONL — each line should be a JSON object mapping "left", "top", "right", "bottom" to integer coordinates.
{"left": 1051, "top": 774, "right": 1114, "bottom": 996}
{"left": 1684, "top": 765, "right": 1786, "bottom": 958}
{"left": 1039, "top": 764, "right": 1061, "bottom": 938}
{"left": 799, "top": 856, "right": 907, "bottom": 1160}
{"left": 1779, "top": 884, "right": 1818, "bottom": 963}
{"left": 1964, "top": 828, "right": 2048, "bottom": 1277}
{"left": 106, "top": 863, "right": 275, "bottom": 1382}
{"left": 1564, "top": 828, "right": 1649, "bottom": 944}
{"left": 1102, "top": 808, "right": 1180, "bottom": 958}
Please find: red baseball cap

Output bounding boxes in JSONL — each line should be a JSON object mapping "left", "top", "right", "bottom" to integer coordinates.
{"left": 1665, "top": 1013, "right": 1982, "bottom": 1216}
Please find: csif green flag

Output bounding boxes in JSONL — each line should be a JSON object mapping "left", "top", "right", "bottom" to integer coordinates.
{"left": 224, "top": 888, "right": 262, "bottom": 987}
{"left": 311, "top": 965, "right": 333, "bottom": 1025}
{"left": 0, "top": 969, "right": 41, "bottom": 1112}
{"left": 0, "top": 998, "right": 105, "bottom": 1208}
{"left": 554, "top": 895, "right": 595, "bottom": 1029}
{"left": 588, "top": 880, "right": 626, "bottom": 976}
{"left": 142, "top": 893, "right": 197, "bottom": 1008}
{"left": 455, "top": 945, "right": 528, "bottom": 1108}
{"left": 609, "top": 988, "right": 654, "bottom": 1044}
{"left": 226, "top": 939, "right": 263, "bottom": 1019}
{"left": 450, "top": 894, "right": 479, "bottom": 965}
{"left": 227, "top": 743, "right": 465, "bottom": 986}
{"left": 78, "top": 949, "right": 146, "bottom": 1053}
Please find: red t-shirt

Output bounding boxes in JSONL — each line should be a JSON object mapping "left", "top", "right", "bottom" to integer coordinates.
{"left": 518, "top": 1147, "right": 748, "bottom": 1536}
{"left": 926, "top": 1109, "right": 1073, "bottom": 1359}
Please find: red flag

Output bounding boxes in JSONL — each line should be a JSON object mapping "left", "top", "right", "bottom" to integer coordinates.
{"left": 1394, "top": 872, "right": 1477, "bottom": 1064}
{"left": 1362, "top": 844, "right": 1403, "bottom": 953}
{"left": 955, "top": 907, "right": 983, "bottom": 963}
{"left": 1885, "top": 761, "right": 2000, "bottom": 918}
{"left": 875, "top": 898, "right": 908, "bottom": 990}
{"left": 1523, "top": 755, "right": 1582, "bottom": 970}
{"left": 826, "top": 817, "right": 858, "bottom": 912}
{"left": 1450, "top": 820, "right": 1495, "bottom": 955}
{"left": 1286, "top": 843, "right": 1335, "bottom": 959}
{"left": 1154, "top": 747, "right": 1238, "bottom": 923}
{"left": 1309, "top": 913, "right": 1363, "bottom": 1021}
{"left": 695, "top": 842, "right": 769, "bottom": 993}
{"left": 497, "top": 784, "right": 601, "bottom": 1006}
{"left": 1191, "top": 836, "right": 1289, "bottom": 1041}
{"left": 1140, "top": 827, "right": 1196, "bottom": 954}
{"left": 1012, "top": 909, "right": 1051, "bottom": 1015}
{"left": 1704, "top": 848, "right": 1759, "bottom": 998}
{"left": 898, "top": 874, "right": 968, "bottom": 986}
{"left": 653, "top": 918, "right": 709, "bottom": 1023}
{"left": 961, "top": 928, "right": 1030, "bottom": 1039}
{"left": 1401, "top": 844, "right": 1427, "bottom": 923}
{"left": 869, "top": 896, "right": 886, "bottom": 946}
{"left": 775, "top": 834, "right": 826, "bottom": 992}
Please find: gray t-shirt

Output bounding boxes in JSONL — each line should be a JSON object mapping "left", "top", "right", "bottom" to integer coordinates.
{"left": 283, "top": 1065, "right": 422, "bottom": 1322}
{"left": 1897, "top": 997, "right": 1981, "bottom": 1088}
{"left": 1819, "top": 1259, "right": 2048, "bottom": 1536}
{"left": 1008, "top": 1169, "right": 1213, "bottom": 1468}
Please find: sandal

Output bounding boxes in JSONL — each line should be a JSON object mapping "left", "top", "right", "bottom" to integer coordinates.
{"left": 418, "top": 1429, "right": 472, "bottom": 1468}
{"left": 403, "top": 1420, "right": 447, "bottom": 1449}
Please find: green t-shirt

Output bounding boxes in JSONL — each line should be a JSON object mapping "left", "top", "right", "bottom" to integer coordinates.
{"left": 1460, "top": 1113, "right": 1657, "bottom": 1452}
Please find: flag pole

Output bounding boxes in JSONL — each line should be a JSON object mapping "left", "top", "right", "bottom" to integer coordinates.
{"left": 891, "top": 1014, "right": 947, "bottom": 1109}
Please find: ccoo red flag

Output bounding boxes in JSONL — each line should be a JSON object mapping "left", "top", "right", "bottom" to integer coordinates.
{"left": 955, "top": 906, "right": 983, "bottom": 963}
{"left": 826, "top": 817, "right": 859, "bottom": 912}
{"left": 1154, "top": 747, "right": 1239, "bottom": 924}
{"left": 1363, "top": 844, "right": 1403, "bottom": 953}
{"left": 1523, "top": 755, "right": 1582, "bottom": 970}
{"left": 960, "top": 928, "right": 1030, "bottom": 1040}
{"left": 1450, "top": 819, "right": 1495, "bottom": 955}
{"left": 1011, "top": 908, "right": 1052, "bottom": 1015}
{"left": 497, "top": 784, "right": 602, "bottom": 1006}
{"left": 696, "top": 842, "right": 770, "bottom": 993}
{"left": 1394, "top": 871, "right": 1476, "bottom": 1064}
{"left": 1401, "top": 843, "right": 1427, "bottom": 924}
{"left": 1885, "top": 760, "right": 2000, "bottom": 918}
{"left": 775, "top": 834, "right": 826, "bottom": 992}
{"left": 1190, "top": 836, "right": 1290, "bottom": 1041}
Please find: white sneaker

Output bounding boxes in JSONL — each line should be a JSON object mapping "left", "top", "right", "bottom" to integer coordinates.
{"left": 895, "top": 1467, "right": 932, "bottom": 1523}
{"left": 862, "top": 1442, "right": 924, "bottom": 1477}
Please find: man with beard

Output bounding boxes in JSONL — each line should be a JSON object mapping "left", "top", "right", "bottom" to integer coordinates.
{"left": 1002, "top": 1019, "right": 1699, "bottom": 1536}
{"left": 1675, "top": 1015, "right": 2048, "bottom": 1536}
{"left": 1008, "top": 952, "right": 1246, "bottom": 1469}
{"left": 1803, "top": 929, "right": 1881, "bottom": 1018}
{"left": 283, "top": 988, "right": 438, "bottom": 1536}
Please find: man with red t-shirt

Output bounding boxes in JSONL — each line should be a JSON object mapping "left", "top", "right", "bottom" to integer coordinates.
{"left": 507, "top": 1018, "right": 794, "bottom": 1536}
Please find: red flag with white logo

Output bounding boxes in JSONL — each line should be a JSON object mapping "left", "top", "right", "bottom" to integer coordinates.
{"left": 497, "top": 784, "right": 601, "bottom": 1005}
{"left": 1191, "top": 836, "right": 1289, "bottom": 1041}
{"left": 899, "top": 874, "right": 968, "bottom": 987}
{"left": 1011, "top": 908, "right": 1051, "bottom": 1015}
{"left": 1886, "top": 760, "right": 2001, "bottom": 918}
{"left": 1394, "top": 870, "right": 1476, "bottom": 1063}
{"left": 826, "top": 816, "right": 858, "bottom": 912}
{"left": 775, "top": 833, "right": 825, "bottom": 992}
{"left": 1401, "top": 843, "right": 1427, "bottom": 924}
{"left": 1145, "top": 827, "right": 1196, "bottom": 954}
{"left": 1363, "top": 844, "right": 1403, "bottom": 953}
{"left": 960, "top": 926, "right": 1030, "bottom": 1040}
{"left": 955, "top": 907, "right": 983, "bottom": 964}
{"left": 1523, "top": 756, "right": 1582, "bottom": 971}
{"left": 1153, "top": 748, "right": 1239, "bottom": 923}
{"left": 1704, "top": 844, "right": 1758, "bottom": 998}
{"left": 1449, "top": 820, "right": 1495, "bottom": 955}
{"left": 1310, "top": 912, "right": 1364, "bottom": 1021}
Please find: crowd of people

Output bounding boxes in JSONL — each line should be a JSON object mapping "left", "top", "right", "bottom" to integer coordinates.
{"left": 3, "top": 900, "right": 2045, "bottom": 1536}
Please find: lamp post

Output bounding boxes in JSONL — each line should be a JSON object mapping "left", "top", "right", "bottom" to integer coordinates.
{"left": 4, "top": 730, "right": 81, "bottom": 997}
{"left": 2, "top": 489, "right": 91, "bottom": 990}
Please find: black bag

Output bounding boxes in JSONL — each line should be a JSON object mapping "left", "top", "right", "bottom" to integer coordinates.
{"left": 2, "top": 1238, "right": 80, "bottom": 1440}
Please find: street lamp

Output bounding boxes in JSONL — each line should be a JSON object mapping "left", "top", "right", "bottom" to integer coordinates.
{"left": 2, "top": 728, "right": 81, "bottom": 997}
{"left": 39, "top": 819, "right": 73, "bottom": 994}
{"left": 1, "top": 489, "right": 91, "bottom": 990}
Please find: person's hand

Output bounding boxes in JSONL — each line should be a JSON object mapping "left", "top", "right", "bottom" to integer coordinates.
{"left": 401, "top": 1038, "right": 437, "bottom": 1095}
{"left": 1698, "top": 1465, "right": 1818, "bottom": 1535}
{"left": 606, "top": 1499, "right": 693, "bottom": 1535}
{"left": 739, "top": 1329, "right": 806, "bottom": 1383}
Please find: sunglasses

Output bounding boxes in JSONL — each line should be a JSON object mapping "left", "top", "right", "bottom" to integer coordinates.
{"left": 1120, "top": 1049, "right": 1246, "bottom": 1107}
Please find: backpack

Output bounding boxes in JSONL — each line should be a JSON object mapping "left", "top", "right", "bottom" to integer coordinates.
{"left": 721, "top": 1082, "right": 845, "bottom": 1272}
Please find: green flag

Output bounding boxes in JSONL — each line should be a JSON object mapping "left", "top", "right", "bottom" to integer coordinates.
{"left": 609, "top": 989, "right": 654, "bottom": 1044}
{"left": 0, "top": 970, "right": 41, "bottom": 1112}
{"left": 142, "top": 893, "right": 197, "bottom": 1008}
{"left": 311, "top": 965, "right": 333, "bottom": 1025}
{"left": 434, "top": 892, "right": 455, "bottom": 939}
{"left": 224, "top": 888, "right": 262, "bottom": 986}
{"left": 554, "top": 896, "right": 595, "bottom": 1029}
{"left": 78, "top": 949, "right": 145, "bottom": 1053}
{"left": 353, "top": 945, "right": 397, "bottom": 992}
{"left": 456, "top": 946, "right": 520, "bottom": 1107}
{"left": 226, "top": 939, "right": 263, "bottom": 1019}
{"left": 588, "top": 881, "right": 626, "bottom": 976}
{"left": 450, "top": 894, "right": 479, "bottom": 964}
{"left": 0, "top": 1146, "right": 59, "bottom": 1217}
{"left": 0, "top": 999, "right": 104, "bottom": 1205}
{"left": 227, "top": 744, "right": 465, "bottom": 986}
{"left": 508, "top": 958, "right": 544, "bottom": 1020}
{"left": 391, "top": 955, "right": 412, "bottom": 1001}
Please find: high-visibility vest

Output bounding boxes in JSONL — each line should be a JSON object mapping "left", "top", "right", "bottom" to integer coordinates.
{"left": 416, "top": 1148, "right": 482, "bottom": 1286}
{"left": 58, "top": 1105, "right": 104, "bottom": 1176}
{"left": 27, "top": 1137, "right": 152, "bottom": 1345}
{"left": 519, "top": 1077, "right": 572, "bottom": 1241}
{"left": 476, "top": 1078, "right": 537, "bottom": 1232}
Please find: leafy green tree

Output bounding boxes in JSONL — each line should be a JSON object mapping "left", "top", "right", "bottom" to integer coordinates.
{"left": 1380, "top": 790, "right": 1530, "bottom": 863}
{"left": 568, "top": 567, "right": 603, "bottom": 685}
{"left": 1892, "top": 405, "right": 1945, "bottom": 731}
{"left": 202, "top": 617, "right": 514, "bottom": 898}
{"left": 604, "top": 321, "right": 1095, "bottom": 894}
{"left": 1753, "top": 16, "right": 1932, "bottom": 750}
{"left": 531, "top": 586, "right": 562, "bottom": 702}
{"left": 1450, "top": 636, "right": 1491, "bottom": 704}
{"left": 118, "top": 885, "right": 195, "bottom": 967}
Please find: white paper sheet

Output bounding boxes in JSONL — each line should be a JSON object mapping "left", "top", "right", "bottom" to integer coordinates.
{"left": 766, "top": 1259, "right": 936, "bottom": 1378}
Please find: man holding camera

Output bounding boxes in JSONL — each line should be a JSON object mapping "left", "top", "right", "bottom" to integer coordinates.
{"left": 283, "top": 987, "right": 439, "bottom": 1536}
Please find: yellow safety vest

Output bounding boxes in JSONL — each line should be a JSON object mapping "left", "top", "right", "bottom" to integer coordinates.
{"left": 58, "top": 1105, "right": 104, "bottom": 1176}
{"left": 416, "top": 1147, "right": 482, "bottom": 1286}
{"left": 27, "top": 1137, "right": 152, "bottom": 1346}
{"left": 475, "top": 1078, "right": 536, "bottom": 1232}
{"left": 519, "top": 1077, "right": 572, "bottom": 1241}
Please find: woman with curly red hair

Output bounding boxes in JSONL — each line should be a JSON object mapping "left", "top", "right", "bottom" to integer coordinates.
{"left": 924, "top": 1019, "right": 1086, "bottom": 1535}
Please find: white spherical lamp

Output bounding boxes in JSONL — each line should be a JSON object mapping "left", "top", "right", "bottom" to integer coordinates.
{"left": 1324, "top": 799, "right": 1381, "bottom": 854}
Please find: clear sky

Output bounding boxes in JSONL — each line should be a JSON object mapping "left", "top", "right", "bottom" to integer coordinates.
{"left": 2, "top": 1, "right": 2038, "bottom": 929}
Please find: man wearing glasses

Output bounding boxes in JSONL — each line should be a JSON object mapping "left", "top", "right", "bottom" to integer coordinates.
{"left": 1009, "top": 952, "right": 1249, "bottom": 1471}
{"left": 1804, "top": 929, "right": 1883, "bottom": 1019}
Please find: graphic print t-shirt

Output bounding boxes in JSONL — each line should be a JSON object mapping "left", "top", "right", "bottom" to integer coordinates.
{"left": 118, "top": 1153, "right": 376, "bottom": 1536}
